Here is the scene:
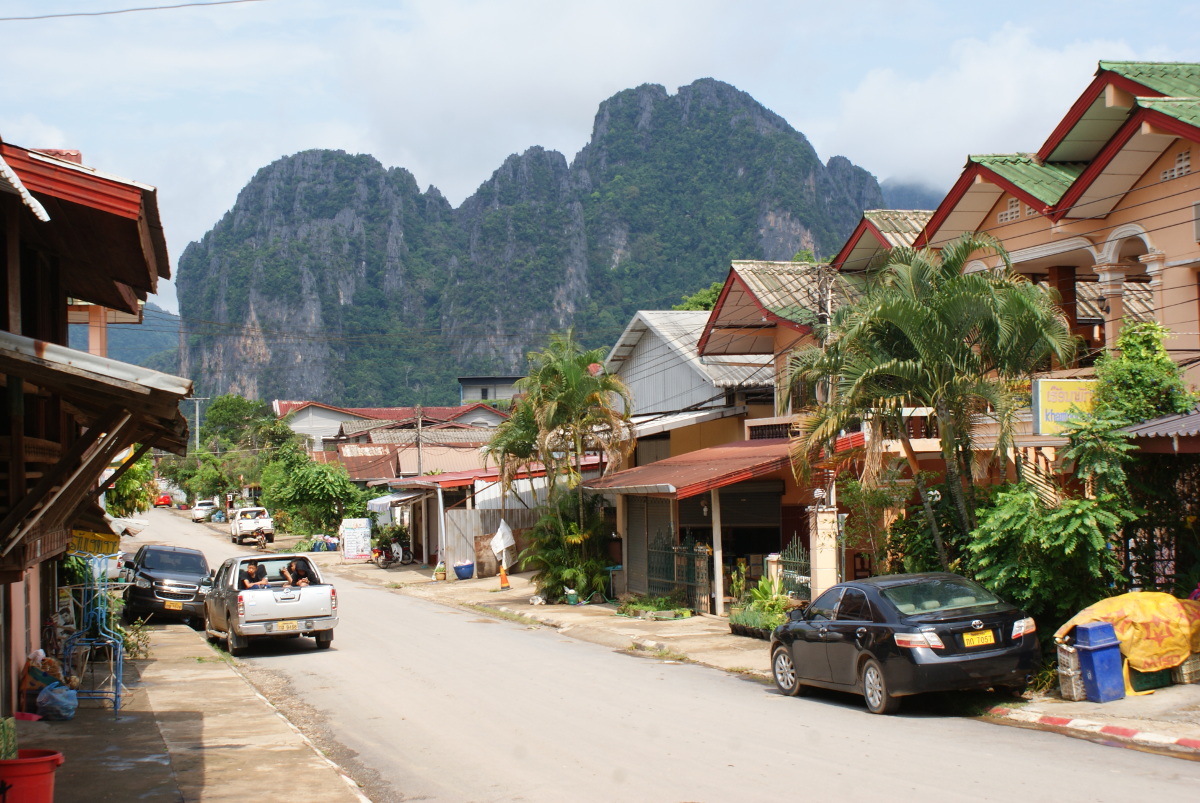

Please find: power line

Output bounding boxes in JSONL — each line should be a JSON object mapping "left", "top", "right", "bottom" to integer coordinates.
{"left": 0, "top": 0, "right": 266, "bottom": 22}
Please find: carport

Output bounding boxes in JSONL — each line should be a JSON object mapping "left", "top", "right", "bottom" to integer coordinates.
{"left": 583, "top": 438, "right": 837, "bottom": 615}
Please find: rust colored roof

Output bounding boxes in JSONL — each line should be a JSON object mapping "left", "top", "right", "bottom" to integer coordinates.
{"left": 582, "top": 438, "right": 791, "bottom": 499}
{"left": 277, "top": 400, "right": 507, "bottom": 422}
{"left": 389, "top": 454, "right": 603, "bottom": 489}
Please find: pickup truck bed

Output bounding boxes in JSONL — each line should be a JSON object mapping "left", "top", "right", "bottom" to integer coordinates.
{"left": 203, "top": 555, "right": 338, "bottom": 656}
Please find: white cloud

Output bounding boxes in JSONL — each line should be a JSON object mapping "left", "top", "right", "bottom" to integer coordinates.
{"left": 806, "top": 26, "right": 1142, "bottom": 189}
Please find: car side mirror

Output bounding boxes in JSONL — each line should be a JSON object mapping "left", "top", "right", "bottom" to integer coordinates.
{"left": 788, "top": 608, "right": 805, "bottom": 622}
{"left": 123, "top": 559, "right": 135, "bottom": 570}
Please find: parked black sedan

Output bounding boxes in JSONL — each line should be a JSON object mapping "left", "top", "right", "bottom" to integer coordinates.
{"left": 770, "top": 572, "right": 1039, "bottom": 714}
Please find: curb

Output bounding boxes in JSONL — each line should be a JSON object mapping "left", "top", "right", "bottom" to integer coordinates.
{"left": 988, "top": 706, "right": 1200, "bottom": 754}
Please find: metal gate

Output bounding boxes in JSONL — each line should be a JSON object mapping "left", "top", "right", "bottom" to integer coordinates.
{"left": 780, "top": 537, "right": 811, "bottom": 601}
{"left": 647, "top": 528, "right": 711, "bottom": 613}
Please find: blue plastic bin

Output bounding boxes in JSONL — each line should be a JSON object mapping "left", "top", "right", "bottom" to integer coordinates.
{"left": 1074, "top": 622, "right": 1125, "bottom": 703}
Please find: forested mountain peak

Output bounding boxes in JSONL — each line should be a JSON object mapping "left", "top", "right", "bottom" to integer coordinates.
{"left": 177, "top": 79, "right": 884, "bottom": 406}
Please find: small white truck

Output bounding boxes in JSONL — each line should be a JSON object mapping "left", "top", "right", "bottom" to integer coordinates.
{"left": 202, "top": 555, "right": 337, "bottom": 656}
{"left": 229, "top": 507, "right": 274, "bottom": 544}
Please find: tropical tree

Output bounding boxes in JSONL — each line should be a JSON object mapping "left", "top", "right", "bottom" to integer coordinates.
{"left": 787, "top": 233, "right": 1076, "bottom": 568}
{"left": 490, "top": 330, "right": 635, "bottom": 522}
{"left": 105, "top": 448, "right": 156, "bottom": 517}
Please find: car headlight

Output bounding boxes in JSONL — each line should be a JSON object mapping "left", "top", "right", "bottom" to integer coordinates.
{"left": 135, "top": 576, "right": 152, "bottom": 589}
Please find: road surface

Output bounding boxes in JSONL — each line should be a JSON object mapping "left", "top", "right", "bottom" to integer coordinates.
{"left": 132, "top": 508, "right": 1200, "bottom": 802}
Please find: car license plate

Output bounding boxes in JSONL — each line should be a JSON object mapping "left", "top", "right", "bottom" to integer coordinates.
{"left": 963, "top": 629, "right": 995, "bottom": 648}
{"left": 164, "top": 600, "right": 183, "bottom": 611}
{"left": 275, "top": 620, "right": 297, "bottom": 631}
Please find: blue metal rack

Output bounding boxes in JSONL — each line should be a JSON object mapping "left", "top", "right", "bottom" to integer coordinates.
{"left": 63, "top": 553, "right": 124, "bottom": 715}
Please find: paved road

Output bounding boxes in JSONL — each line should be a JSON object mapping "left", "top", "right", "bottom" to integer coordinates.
{"left": 134, "top": 509, "right": 1200, "bottom": 802}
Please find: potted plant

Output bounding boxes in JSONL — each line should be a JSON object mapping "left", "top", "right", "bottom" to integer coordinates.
{"left": 433, "top": 562, "right": 446, "bottom": 581}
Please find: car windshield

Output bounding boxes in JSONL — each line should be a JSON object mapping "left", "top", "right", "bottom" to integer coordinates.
{"left": 144, "top": 551, "right": 208, "bottom": 575}
{"left": 880, "top": 576, "right": 1001, "bottom": 615}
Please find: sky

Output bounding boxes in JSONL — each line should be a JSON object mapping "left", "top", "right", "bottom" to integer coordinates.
{"left": 2, "top": 0, "right": 1198, "bottom": 314}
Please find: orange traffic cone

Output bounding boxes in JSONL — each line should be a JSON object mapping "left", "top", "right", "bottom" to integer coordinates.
{"left": 498, "top": 562, "right": 511, "bottom": 591}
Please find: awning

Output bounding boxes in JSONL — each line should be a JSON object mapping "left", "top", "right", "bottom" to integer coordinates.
{"left": 366, "top": 490, "right": 428, "bottom": 512}
{"left": 631, "top": 406, "right": 747, "bottom": 438}
{"left": 1122, "top": 406, "right": 1200, "bottom": 453}
{"left": 582, "top": 438, "right": 791, "bottom": 500}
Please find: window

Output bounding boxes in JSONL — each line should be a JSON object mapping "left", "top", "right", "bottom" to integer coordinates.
{"left": 1162, "top": 149, "right": 1191, "bottom": 181}
{"left": 806, "top": 588, "right": 843, "bottom": 622}
{"left": 480, "top": 388, "right": 489, "bottom": 400}
{"left": 997, "top": 198, "right": 1021, "bottom": 224}
{"left": 835, "top": 588, "right": 872, "bottom": 621}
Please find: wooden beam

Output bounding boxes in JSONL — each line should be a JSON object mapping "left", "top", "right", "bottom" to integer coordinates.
{"left": 34, "top": 413, "right": 139, "bottom": 533}
{"left": 4, "top": 194, "right": 18, "bottom": 332}
{"left": 0, "top": 407, "right": 125, "bottom": 557}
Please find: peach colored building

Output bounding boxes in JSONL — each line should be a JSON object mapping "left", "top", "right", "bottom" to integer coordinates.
{"left": 917, "top": 62, "right": 1200, "bottom": 375}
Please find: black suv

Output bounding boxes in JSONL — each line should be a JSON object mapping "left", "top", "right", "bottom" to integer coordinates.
{"left": 122, "top": 545, "right": 211, "bottom": 624}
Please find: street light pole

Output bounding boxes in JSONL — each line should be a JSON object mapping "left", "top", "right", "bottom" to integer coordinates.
{"left": 189, "top": 397, "right": 210, "bottom": 453}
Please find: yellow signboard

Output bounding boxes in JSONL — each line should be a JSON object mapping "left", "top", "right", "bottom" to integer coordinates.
{"left": 70, "top": 528, "right": 121, "bottom": 557}
{"left": 1032, "top": 379, "right": 1098, "bottom": 435}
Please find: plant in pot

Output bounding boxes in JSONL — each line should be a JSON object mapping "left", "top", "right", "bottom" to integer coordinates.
{"left": 728, "top": 574, "right": 788, "bottom": 639}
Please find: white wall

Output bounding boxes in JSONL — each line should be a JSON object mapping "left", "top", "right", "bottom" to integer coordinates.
{"left": 619, "top": 329, "right": 718, "bottom": 415}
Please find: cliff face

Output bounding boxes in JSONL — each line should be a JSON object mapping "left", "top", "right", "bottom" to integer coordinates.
{"left": 178, "top": 78, "right": 884, "bottom": 405}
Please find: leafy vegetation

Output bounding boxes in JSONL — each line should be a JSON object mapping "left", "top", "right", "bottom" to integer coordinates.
{"left": 158, "top": 393, "right": 366, "bottom": 534}
{"left": 105, "top": 448, "right": 156, "bottom": 517}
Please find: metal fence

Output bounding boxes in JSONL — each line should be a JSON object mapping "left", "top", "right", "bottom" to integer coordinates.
{"left": 647, "top": 527, "right": 711, "bottom": 613}
{"left": 779, "top": 538, "right": 812, "bottom": 601}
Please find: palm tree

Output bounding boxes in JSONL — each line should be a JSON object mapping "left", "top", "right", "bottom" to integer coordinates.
{"left": 788, "top": 233, "right": 1076, "bottom": 569}
{"left": 486, "top": 329, "right": 636, "bottom": 528}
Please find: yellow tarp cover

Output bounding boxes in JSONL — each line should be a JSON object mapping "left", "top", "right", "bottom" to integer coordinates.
{"left": 1054, "top": 592, "right": 1200, "bottom": 673}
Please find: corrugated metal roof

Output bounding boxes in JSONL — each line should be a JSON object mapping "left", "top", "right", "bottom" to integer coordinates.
{"left": 395, "top": 445, "right": 489, "bottom": 476}
{"left": 1101, "top": 61, "right": 1200, "bottom": 100}
{"left": 630, "top": 406, "right": 748, "bottom": 438}
{"left": 862, "top": 210, "right": 933, "bottom": 248}
{"left": 390, "top": 455, "right": 603, "bottom": 489}
{"left": 969, "top": 154, "right": 1087, "bottom": 207}
{"left": 732, "top": 261, "right": 826, "bottom": 325}
{"left": 606, "top": 310, "right": 773, "bottom": 387}
{"left": 370, "top": 428, "right": 494, "bottom": 446}
{"left": 1123, "top": 407, "right": 1200, "bottom": 439}
{"left": 582, "top": 438, "right": 791, "bottom": 500}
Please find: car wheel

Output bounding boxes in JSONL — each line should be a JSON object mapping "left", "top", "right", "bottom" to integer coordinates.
{"left": 121, "top": 604, "right": 135, "bottom": 625}
{"left": 771, "top": 645, "right": 806, "bottom": 697}
{"left": 861, "top": 658, "right": 900, "bottom": 715}
{"left": 315, "top": 631, "right": 333, "bottom": 650}
{"left": 267, "top": 535, "right": 274, "bottom": 544}
{"left": 203, "top": 610, "right": 219, "bottom": 644}
{"left": 227, "top": 617, "right": 248, "bottom": 657}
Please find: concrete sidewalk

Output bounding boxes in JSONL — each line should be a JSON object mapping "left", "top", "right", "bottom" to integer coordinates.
{"left": 15, "top": 626, "right": 366, "bottom": 803}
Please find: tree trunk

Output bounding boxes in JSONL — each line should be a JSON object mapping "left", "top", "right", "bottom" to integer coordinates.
{"left": 898, "top": 428, "right": 948, "bottom": 570}
{"left": 935, "top": 400, "right": 974, "bottom": 542}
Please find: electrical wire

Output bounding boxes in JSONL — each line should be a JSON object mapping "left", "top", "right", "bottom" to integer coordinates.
{"left": 0, "top": 0, "right": 266, "bottom": 22}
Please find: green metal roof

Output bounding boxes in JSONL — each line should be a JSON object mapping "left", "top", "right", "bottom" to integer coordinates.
{"left": 1137, "top": 97, "right": 1200, "bottom": 128}
{"left": 1100, "top": 61, "right": 1200, "bottom": 100}
{"left": 969, "top": 154, "right": 1087, "bottom": 206}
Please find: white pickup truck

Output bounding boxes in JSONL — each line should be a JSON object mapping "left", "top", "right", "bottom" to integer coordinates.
{"left": 229, "top": 507, "right": 274, "bottom": 544}
{"left": 202, "top": 555, "right": 337, "bottom": 656}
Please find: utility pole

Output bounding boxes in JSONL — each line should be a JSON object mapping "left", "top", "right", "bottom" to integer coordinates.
{"left": 415, "top": 403, "right": 423, "bottom": 476}
{"left": 189, "top": 397, "right": 210, "bottom": 453}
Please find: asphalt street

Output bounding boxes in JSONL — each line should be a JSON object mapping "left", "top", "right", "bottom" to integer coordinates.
{"left": 134, "top": 509, "right": 1200, "bottom": 802}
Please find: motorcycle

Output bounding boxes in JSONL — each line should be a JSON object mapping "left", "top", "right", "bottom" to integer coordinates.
{"left": 371, "top": 544, "right": 393, "bottom": 569}
{"left": 252, "top": 526, "right": 269, "bottom": 552}
{"left": 372, "top": 539, "right": 415, "bottom": 569}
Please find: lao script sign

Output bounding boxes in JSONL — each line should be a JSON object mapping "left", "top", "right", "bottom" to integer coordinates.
{"left": 339, "top": 518, "right": 372, "bottom": 560}
{"left": 1032, "top": 379, "right": 1097, "bottom": 435}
